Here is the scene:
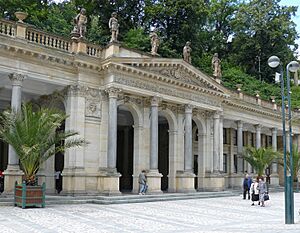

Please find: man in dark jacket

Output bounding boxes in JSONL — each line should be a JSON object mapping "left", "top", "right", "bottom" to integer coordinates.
{"left": 243, "top": 174, "right": 250, "bottom": 199}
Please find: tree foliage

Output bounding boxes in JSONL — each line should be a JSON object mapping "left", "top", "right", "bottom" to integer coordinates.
{"left": 278, "top": 145, "right": 300, "bottom": 181}
{"left": 242, "top": 147, "right": 279, "bottom": 176}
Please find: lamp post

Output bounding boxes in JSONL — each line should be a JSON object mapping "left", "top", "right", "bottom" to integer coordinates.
{"left": 268, "top": 56, "right": 300, "bottom": 224}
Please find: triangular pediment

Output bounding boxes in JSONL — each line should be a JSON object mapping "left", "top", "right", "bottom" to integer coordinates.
{"left": 112, "top": 58, "right": 228, "bottom": 96}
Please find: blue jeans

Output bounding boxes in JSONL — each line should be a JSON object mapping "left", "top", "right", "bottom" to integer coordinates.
{"left": 139, "top": 184, "right": 148, "bottom": 193}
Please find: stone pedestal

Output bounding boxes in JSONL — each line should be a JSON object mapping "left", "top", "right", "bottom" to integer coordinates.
{"left": 97, "top": 170, "right": 121, "bottom": 195}
{"left": 104, "top": 42, "right": 121, "bottom": 58}
{"left": 62, "top": 168, "right": 86, "bottom": 195}
{"left": 71, "top": 38, "right": 87, "bottom": 54}
{"left": 146, "top": 170, "right": 163, "bottom": 194}
{"left": 270, "top": 174, "right": 280, "bottom": 186}
{"left": 3, "top": 165, "right": 23, "bottom": 194}
{"left": 199, "top": 173, "right": 225, "bottom": 191}
{"left": 176, "top": 171, "right": 196, "bottom": 193}
{"left": 227, "top": 173, "right": 243, "bottom": 189}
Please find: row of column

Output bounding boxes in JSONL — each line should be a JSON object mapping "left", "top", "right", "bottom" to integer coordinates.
{"left": 235, "top": 121, "right": 278, "bottom": 175}
{"left": 106, "top": 92, "right": 196, "bottom": 176}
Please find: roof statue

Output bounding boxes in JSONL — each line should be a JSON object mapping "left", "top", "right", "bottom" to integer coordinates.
{"left": 150, "top": 29, "right": 160, "bottom": 56}
{"left": 71, "top": 8, "right": 87, "bottom": 39}
{"left": 109, "top": 12, "right": 119, "bottom": 43}
{"left": 183, "top": 41, "right": 192, "bottom": 64}
{"left": 212, "top": 53, "right": 222, "bottom": 80}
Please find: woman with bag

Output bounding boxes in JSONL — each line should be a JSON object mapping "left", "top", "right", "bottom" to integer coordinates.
{"left": 258, "top": 176, "right": 267, "bottom": 207}
{"left": 250, "top": 177, "right": 259, "bottom": 206}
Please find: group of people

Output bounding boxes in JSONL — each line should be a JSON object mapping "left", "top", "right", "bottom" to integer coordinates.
{"left": 243, "top": 173, "right": 268, "bottom": 207}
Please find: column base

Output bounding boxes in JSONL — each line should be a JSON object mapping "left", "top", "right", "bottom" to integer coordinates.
{"left": 176, "top": 171, "right": 196, "bottom": 193}
{"left": 97, "top": 169, "right": 121, "bottom": 195}
{"left": 270, "top": 173, "right": 280, "bottom": 186}
{"left": 3, "top": 165, "right": 23, "bottom": 194}
{"left": 198, "top": 173, "right": 225, "bottom": 191}
{"left": 226, "top": 173, "right": 244, "bottom": 189}
{"left": 62, "top": 168, "right": 87, "bottom": 195}
{"left": 146, "top": 170, "right": 163, "bottom": 194}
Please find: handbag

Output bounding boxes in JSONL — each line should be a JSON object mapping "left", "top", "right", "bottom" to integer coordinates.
{"left": 264, "top": 193, "right": 270, "bottom": 201}
{"left": 252, "top": 192, "right": 259, "bottom": 201}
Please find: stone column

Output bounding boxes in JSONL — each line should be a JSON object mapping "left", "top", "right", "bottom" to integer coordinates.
{"left": 4, "top": 73, "right": 25, "bottom": 193}
{"left": 213, "top": 112, "right": 220, "bottom": 172}
{"left": 97, "top": 87, "right": 121, "bottom": 195}
{"left": 271, "top": 128, "right": 279, "bottom": 186}
{"left": 63, "top": 85, "right": 87, "bottom": 194}
{"left": 184, "top": 104, "right": 193, "bottom": 172}
{"left": 146, "top": 96, "right": 162, "bottom": 194}
{"left": 219, "top": 115, "right": 224, "bottom": 172}
{"left": 237, "top": 121, "right": 244, "bottom": 174}
{"left": 177, "top": 105, "right": 195, "bottom": 192}
{"left": 255, "top": 125, "right": 262, "bottom": 149}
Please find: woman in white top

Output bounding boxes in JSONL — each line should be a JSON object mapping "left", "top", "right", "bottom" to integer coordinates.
{"left": 250, "top": 177, "right": 260, "bottom": 206}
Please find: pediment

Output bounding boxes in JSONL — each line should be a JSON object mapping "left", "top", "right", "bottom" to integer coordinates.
{"left": 119, "top": 59, "right": 228, "bottom": 96}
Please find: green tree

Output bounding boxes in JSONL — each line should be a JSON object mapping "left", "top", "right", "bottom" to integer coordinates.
{"left": 0, "top": 103, "right": 86, "bottom": 185}
{"left": 242, "top": 147, "right": 279, "bottom": 176}
{"left": 230, "top": 0, "right": 298, "bottom": 82}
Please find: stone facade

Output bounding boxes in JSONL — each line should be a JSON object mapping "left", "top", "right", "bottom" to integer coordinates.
{"left": 1, "top": 17, "right": 300, "bottom": 195}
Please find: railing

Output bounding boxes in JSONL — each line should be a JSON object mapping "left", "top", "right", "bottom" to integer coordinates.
{"left": 26, "top": 28, "right": 71, "bottom": 52}
{"left": 242, "top": 95, "right": 258, "bottom": 105}
{"left": 0, "top": 19, "right": 15, "bottom": 37}
{"left": 87, "top": 43, "right": 102, "bottom": 57}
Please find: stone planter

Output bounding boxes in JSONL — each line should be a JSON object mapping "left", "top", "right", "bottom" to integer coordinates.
{"left": 14, "top": 181, "right": 46, "bottom": 208}
{"left": 14, "top": 12, "right": 28, "bottom": 23}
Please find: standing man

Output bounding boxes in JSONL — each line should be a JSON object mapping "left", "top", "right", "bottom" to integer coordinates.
{"left": 138, "top": 170, "right": 147, "bottom": 195}
{"left": 242, "top": 174, "right": 250, "bottom": 199}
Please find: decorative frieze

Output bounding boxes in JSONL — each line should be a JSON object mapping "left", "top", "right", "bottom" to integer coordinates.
{"left": 114, "top": 76, "right": 221, "bottom": 107}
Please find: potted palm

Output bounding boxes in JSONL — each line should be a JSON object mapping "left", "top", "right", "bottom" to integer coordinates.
{"left": 241, "top": 146, "right": 279, "bottom": 176}
{"left": 0, "top": 103, "right": 86, "bottom": 208}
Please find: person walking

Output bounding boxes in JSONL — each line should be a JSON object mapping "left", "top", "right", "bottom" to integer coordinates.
{"left": 242, "top": 174, "right": 250, "bottom": 200}
{"left": 138, "top": 170, "right": 147, "bottom": 195}
{"left": 250, "top": 177, "right": 259, "bottom": 206}
{"left": 258, "top": 176, "right": 267, "bottom": 207}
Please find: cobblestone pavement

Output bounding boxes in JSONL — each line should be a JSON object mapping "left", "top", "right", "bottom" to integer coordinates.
{"left": 1, "top": 192, "right": 300, "bottom": 233}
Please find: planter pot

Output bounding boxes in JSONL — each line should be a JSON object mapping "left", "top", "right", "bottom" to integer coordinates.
{"left": 14, "top": 11, "right": 28, "bottom": 23}
{"left": 14, "top": 181, "right": 46, "bottom": 208}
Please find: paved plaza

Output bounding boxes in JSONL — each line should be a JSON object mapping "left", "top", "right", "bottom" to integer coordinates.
{"left": 1, "top": 192, "right": 300, "bottom": 233}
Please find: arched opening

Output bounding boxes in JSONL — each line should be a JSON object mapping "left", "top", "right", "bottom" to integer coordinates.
{"left": 158, "top": 114, "right": 169, "bottom": 191}
{"left": 192, "top": 117, "right": 206, "bottom": 191}
{"left": 54, "top": 120, "right": 65, "bottom": 194}
{"left": 193, "top": 121, "right": 198, "bottom": 190}
{"left": 117, "top": 106, "right": 134, "bottom": 192}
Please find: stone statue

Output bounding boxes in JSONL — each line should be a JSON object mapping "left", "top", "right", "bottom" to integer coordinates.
{"left": 109, "top": 12, "right": 119, "bottom": 43}
{"left": 183, "top": 41, "right": 192, "bottom": 63}
{"left": 212, "top": 53, "right": 222, "bottom": 78}
{"left": 72, "top": 8, "right": 87, "bottom": 38}
{"left": 150, "top": 29, "right": 159, "bottom": 55}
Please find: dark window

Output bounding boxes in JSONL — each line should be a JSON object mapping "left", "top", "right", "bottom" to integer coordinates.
{"left": 223, "top": 154, "right": 228, "bottom": 173}
{"left": 233, "top": 130, "right": 237, "bottom": 146}
{"left": 223, "top": 128, "right": 227, "bottom": 144}
{"left": 234, "top": 154, "right": 237, "bottom": 173}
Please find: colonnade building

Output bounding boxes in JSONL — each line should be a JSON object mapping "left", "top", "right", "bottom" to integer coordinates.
{"left": 1, "top": 16, "right": 299, "bottom": 195}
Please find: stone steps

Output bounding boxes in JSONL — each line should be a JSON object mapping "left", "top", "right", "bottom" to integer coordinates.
{"left": 0, "top": 191, "right": 237, "bottom": 206}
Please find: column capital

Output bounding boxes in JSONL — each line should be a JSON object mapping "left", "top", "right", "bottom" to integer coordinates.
{"left": 150, "top": 96, "right": 161, "bottom": 106}
{"left": 255, "top": 124, "right": 262, "bottom": 131}
{"left": 66, "top": 84, "right": 89, "bottom": 97}
{"left": 236, "top": 120, "right": 243, "bottom": 128}
{"left": 105, "top": 87, "right": 122, "bottom": 99}
{"left": 9, "top": 73, "right": 26, "bottom": 86}
{"left": 271, "top": 128, "right": 278, "bottom": 134}
{"left": 185, "top": 104, "right": 194, "bottom": 114}
{"left": 213, "top": 111, "right": 221, "bottom": 119}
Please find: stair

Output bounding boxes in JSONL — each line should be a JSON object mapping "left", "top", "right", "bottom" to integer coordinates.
{"left": 0, "top": 191, "right": 237, "bottom": 206}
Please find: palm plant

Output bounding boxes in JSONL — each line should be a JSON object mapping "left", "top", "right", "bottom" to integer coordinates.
{"left": 278, "top": 144, "right": 300, "bottom": 182}
{"left": 242, "top": 146, "right": 279, "bottom": 176}
{"left": 0, "top": 103, "right": 86, "bottom": 185}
